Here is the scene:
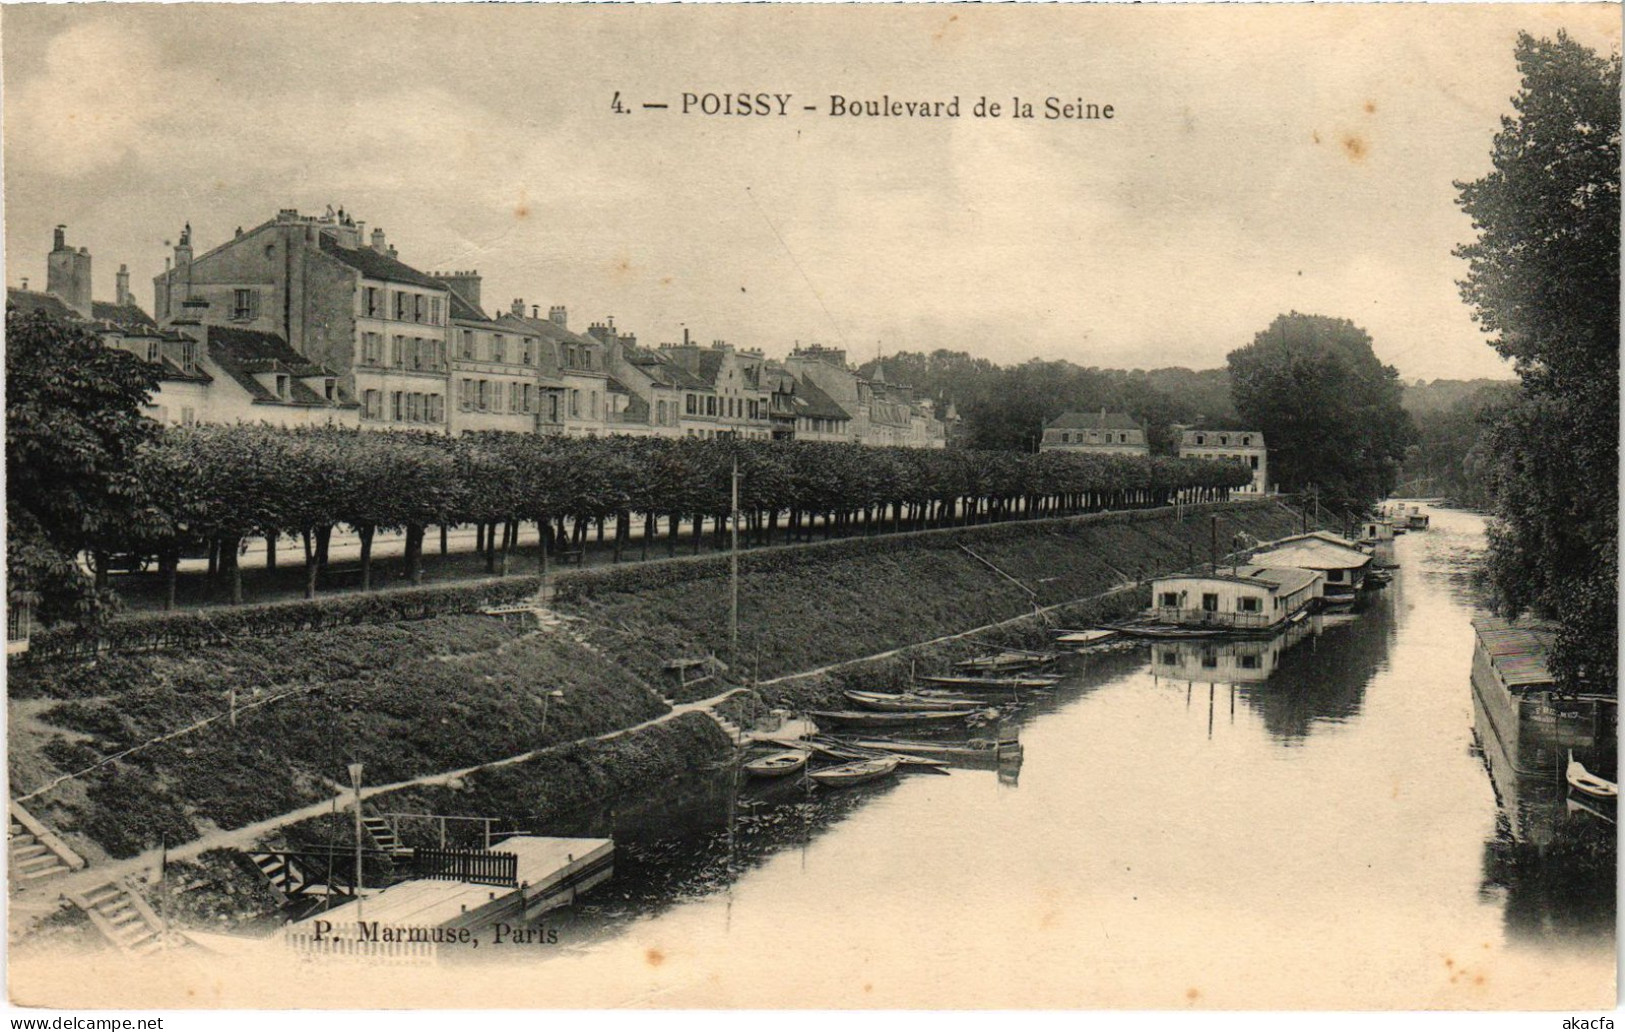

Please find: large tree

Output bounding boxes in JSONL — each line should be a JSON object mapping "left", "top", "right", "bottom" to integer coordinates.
{"left": 1226, "top": 312, "right": 1413, "bottom": 513}
{"left": 1455, "top": 30, "right": 1620, "bottom": 691}
{"left": 6, "top": 309, "right": 161, "bottom": 624}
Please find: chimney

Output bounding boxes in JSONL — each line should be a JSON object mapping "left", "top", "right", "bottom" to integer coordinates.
{"left": 549, "top": 305, "right": 567, "bottom": 328}
{"left": 433, "top": 270, "right": 481, "bottom": 310}
{"left": 46, "top": 225, "right": 94, "bottom": 318}
{"left": 171, "top": 298, "right": 211, "bottom": 342}
{"left": 370, "top": 227, "right": 387, "bottom": 252}
{"left": 511, "top": 298, "right": 525, "bottom": 318}
{"left": 531, "top": 305, "right": 539, "bottom": 319}
{"left": 116, "top": 264, "right": 132, "bottom": 306}
{"left": 387, "top": 245, "right": 398, "bottom": 260}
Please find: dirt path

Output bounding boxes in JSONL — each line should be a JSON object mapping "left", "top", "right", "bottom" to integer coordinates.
{"left": 20, "top": 685, "right": 747, "bottom": 907}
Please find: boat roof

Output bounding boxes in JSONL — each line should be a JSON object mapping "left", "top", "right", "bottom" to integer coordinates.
{"left": 1153, "top": 565, "right": 1322, "bottom": 595}
{"left": 1250, "top": 537, "right": 1373, "bottom": 571}
{"left": 1471, "top": 616, "right": 1556, "bottom": 688}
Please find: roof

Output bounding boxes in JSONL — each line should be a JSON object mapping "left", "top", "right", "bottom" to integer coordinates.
{"left": 91, "top": 301, "right": 159, "bottom": 331}
{"left": 1181, "top": 429, "right": 1264, "bottom": 447}
{"left": 318, "top": 235, "right": 444, "bottom": 290}
{"left": 619, "top": 343, "right": 712, "bottom": 390}
{"left": 1155, "top": 564, "right": 1322, "bottom": 595}
{"left": 792, "top": 374, "right": 852, "bottom": 422}
{"left": 205, "top": 326, "right": 356, "bottom": 408}
{"left": 1471, "top": 616, "right": 1557, "bottom": 689}
{"left": 1047, "top": 410, "right": 1143, "bottom": 432}
{"left": 1250, "top": 537, "right": 1372, "bottom": 571}
{"left": 444, "top": 286, "right": 490, "bottom": 324}
{"left": 7, "top": 288, "right": 78, "bottom": 321}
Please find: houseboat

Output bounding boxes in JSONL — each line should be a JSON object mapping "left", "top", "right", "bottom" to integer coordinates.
{"left": 1358, "top": 519, "right": 1399, "bottom": 569}
{"left": 1249, "top": 532, "right": 1372, "bottom": 606}
{"left": 1133, "top": 564, "right": 1323, "bottom": 637}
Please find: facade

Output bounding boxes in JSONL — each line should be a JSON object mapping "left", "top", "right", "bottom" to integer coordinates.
{"left": 1249, "top": 532, "right": 1372, "bottom": 600}
{"left": 658, "top": 339, "right": 775, "bottom": 440}
{"left": 1149, "top": 564, "right": 1323, "bottom": 631}
{"left": 781, "top": 344, "right": 947, "bottom": 448}
{"left": 496, "top": 305, "right": 609, "bottom": 436}
{"left": 1180, "top": 429, "right": 1268, "bottom": 494}
{"left": 154, "top": 209, "right": 451, "bottom": 433}
{"left": 1040, "top": 410, "right": 1149, "bottom": 456}
{"left": 441, "top": 281, "right": 551, "bottom": 436}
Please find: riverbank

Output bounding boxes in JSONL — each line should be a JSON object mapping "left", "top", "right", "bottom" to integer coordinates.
{"left": 9, "top": 499, "right": 1315, "bottom": 945}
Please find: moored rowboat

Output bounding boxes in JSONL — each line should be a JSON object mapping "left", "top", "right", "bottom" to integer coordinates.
{"left": 916, "top": 674, "right": 1061, "bottom": 691}
{"left": 1566, "top": 751, "right": 1618, "bottom": 801}
{"left": 742, "top": 749, "right": 808, "bottom": 779}
{"left": 808, "top": 756, "right": 900, "bottom": 788}
{"left": 954, "top": 651, "right": 1058, "bottom": 673}
{"left": 844, "top": 690, "right": 983, "bottom": 712}
{"left": 809, "top": 708, "right": 994, "bottom": 729}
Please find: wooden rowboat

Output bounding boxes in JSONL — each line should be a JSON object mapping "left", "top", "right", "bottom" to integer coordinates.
{"left": 1566, "top": 752, "right": 1618, "bottom": 801}
{"left": 916, "top": 674, "right": 1061, "bottom": 691}
{"left": 1054, "top": 629, "right": 1118, "bottom": 646}
{"left": 808, "top": 756, "right": 900, "bottom": 788}
{"left": 954, "top": 651, "right": 1057, "bottom": 674}
{"left": 809, "top": 708, "right": 994, "bottom": 729}
{"left": 742, "top": 749, "right": 808, "bottom": 779}
{"left": 844, "top": 690, "right": 983, "bottom": 712}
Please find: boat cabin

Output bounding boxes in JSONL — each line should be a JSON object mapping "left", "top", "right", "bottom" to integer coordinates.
{"left": 1249, "top": 533, "right": 1373, "bottom": 599}
{"left": 1148, "top": 564, "right": 1322, "bottom": 631}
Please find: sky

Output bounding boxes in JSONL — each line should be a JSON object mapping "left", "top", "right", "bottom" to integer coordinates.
{"left": 3, "top": 3, "right": 1618, "bottom": 382}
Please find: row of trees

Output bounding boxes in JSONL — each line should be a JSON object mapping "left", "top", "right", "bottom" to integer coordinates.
{"left": 125, "top": 426, "right": 1252, "bottom": 608}
{"left": 1454, "top": 31, "right": 1620, "bottom": 692}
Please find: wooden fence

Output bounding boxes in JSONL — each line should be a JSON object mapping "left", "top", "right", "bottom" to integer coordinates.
{"left": 410, "top": 847, "right": 517, "bottom": 888}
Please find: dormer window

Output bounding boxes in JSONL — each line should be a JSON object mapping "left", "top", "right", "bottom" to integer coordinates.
{"left": 147, "top": 341, "right": 161, "bottom": 364}
{"left": 1242, "top": 435, "right": 1252, "bottom": 446}
{"left": 182, "top": 342, "right": 198, "bottom": 374}
{"left": 1195, "top": 434, "right": 1205, "bottom": 445}
{"left": 274, "top": 373, "right": 290, "bottom": 399}
{"left": 1220, "top": 435, "right": 1229, "bottom": 446}
{"left": 324, "top": 378, "right": 337, "bottom": 402}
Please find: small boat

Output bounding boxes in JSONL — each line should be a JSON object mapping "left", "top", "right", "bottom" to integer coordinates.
{"left": 742, "top": 749, "right": 809, "bottom": 779}
{"left": 1054, "top": 629, "right": 1118, "bottom": 646}
{"left": 834, "top": 737, "right": 1022, "bottom": 769}
{"left": 809, "top": 708, "right": 995, "bottom": 729}
{"left": 845, "top": 690, "right": 983, "bottom": 712}
{"left": 808, "top": 756, "right": 900, "bottom": 788}
{"left": 953, "top": 651, "right": 1057, "bottom": 674}
{"left": 1566, "top": 752, "right": 1618, "bottom": 801}
{"left": 1102, "top": 621, "right": 1232, "bottom": 640}
{"left": 916, "top": 674, "right": 1061, "bottom": 691}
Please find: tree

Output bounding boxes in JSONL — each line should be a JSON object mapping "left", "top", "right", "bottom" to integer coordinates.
{"left": 1455, "top": 31, "right": 1620, "bottom": 691}
{"left": 1226, "top": 312, "right": 1413, "bottom": 512}
{"left": 5, "top": 310, "right": 160, "bottom": 624}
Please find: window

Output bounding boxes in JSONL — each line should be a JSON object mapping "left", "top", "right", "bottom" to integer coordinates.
{"left": 591, "top": 391, "right": 599, "bottom": 418}
{"left": 492, "top": 382, "right": 504, "bottom": 414}
{"left": 272, "top": 373, "right": 289, "bottom": 399}
{"left": 365, "top": 287, "right": 383, "bottom": 318}
{"left": 395, "top": 292, "right": 409, "bottom": 321}
{"left": 233, "top": 288, "right": 259, "bottom": 321}
{"left": 477, "top": 380, "right": 490, "bottom": 411}
{"left": 493, "top": 335, "right": 508, "bottom": 363}
{"left": 180, "top": 407, "right": 196, "bottom": 427}
{"left": 1201, "top": 593, "right": 1219, "bottom": 612}
{"left": 1161, "top": 651, "right": 1178, "bottom": 665}
{"left": 1159, "top": 592, "right": 1180, "bottom": 608}
{"left": 522, "top": 338, "right": 535, "bottom": 365}
{"left": 324, "top": 378, "right": 337, "bottom": 401}
{"left": 510, "top": 382, "right": 521, "bottom": 412}
{"left": 706, "top": 396, "right": 717, "bottom": 416}
{"left": 428, "top": 394, "right": 443, "bottom": 423}
{"left": 1328, "top": 569, "right": 1344, "bottom": 582}
{"left": 686, "top": 394, "right": 697, "bottom": 415}
{"left": 391, "top": 391, "right": 404, "bottom": 421}
{"left": 569, "top": 390, "right": 580, "bottom": 417}
{"left": 1250, "top": 456, "right": 1259, "bottom": 470}
{"left": 1220, "top": 435, "right": 1229, "bottom": 446}
{"left": 1061, "top": 432, "right": 1071, "bottom": 443}
{"left": 458, "top": 378, "right": 471, "bottom": 411}
{"left": 1238, "top": 596, "right": 1261, "bottom": 613}
{"left": 1242, "top": 435, "right": 1251, "bottom": 446}
{"left": 1201, "top": 653, "right": 1218, "bottom": 669}
{"left": 407, "top": 393, "right": 422, "bottom": 422}
{"left": 1239, "top": 655, "right": 1260, "bottom": 669}
{"left": 182, "top": 342, "right": 198, "bottom": 373}
{"left": 363, "top": 389, "right": 382, "bottom": 419}
{"left": 392, "top": 336, "right": 405, "bottom": 368}
{"left": 566, "top": 346, "right": 576, "bottom": 368}
{"left": 1195, "top": 434, "right": 1204, "bottom": 445}
{"left": 523, "top": 384, "right": 534, "bottom": 413}
{"left": 430, "top": 298, "right": 442, "bottom": 326}
{"left": 1119, "top": 433, "right": 1128, "bottom": 443}
{"left": 146, "top": 341, "right": 161, "bottom": 363}
{"left": 414, "top": 295, "right": 426, "bottom": 323}
{"left": 549, "top": 394, "right": 559, "bottom": 422}
{"left": 657, "top": 400, "right": 667, "bottom": 424}
{"left": 361, "top": 332, "right": 380, "bottom": 364}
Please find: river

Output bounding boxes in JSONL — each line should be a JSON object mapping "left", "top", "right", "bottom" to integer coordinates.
{"left": 493, "top": 505, "right": 1616, "bottom": 1008}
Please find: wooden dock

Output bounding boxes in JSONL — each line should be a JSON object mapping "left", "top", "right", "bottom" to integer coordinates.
{"left": 283, "top": 836, "right": 612, "bottom": 963}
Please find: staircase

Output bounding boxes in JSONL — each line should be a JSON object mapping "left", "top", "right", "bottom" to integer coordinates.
{"left": 10, "top": 819, "right": 72, "bottom": 883}
{"left": 67, "top": 881, "right": 166, "bottom": 957}
{"left": 248, "top": 851, "right": 307, "bottom": 901}
{"left": 698, "top": 695, "right": 747, "bottom": 747}
{"left": 362, "top": 816, "right": 411, "bottom": 857}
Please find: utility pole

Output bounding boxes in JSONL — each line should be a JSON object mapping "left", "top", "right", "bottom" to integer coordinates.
{"left": 730, "top": 456, "right": 740, "bottom": 670}
{"left": 348, "top": 763, "right": 364, "bottom": 922}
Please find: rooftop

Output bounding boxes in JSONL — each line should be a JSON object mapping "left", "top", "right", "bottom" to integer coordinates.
{"left": 319, "top": 235, "right": 445, "bottom": 290}
{"left": 1046, "top": 410, "right": 1143, "bottom": 432}
{"left": 206, "top": 326, "right": 355, "bottom": 408}
{"left": 1250, "top": 536, "right": 1372, "bottom": 571}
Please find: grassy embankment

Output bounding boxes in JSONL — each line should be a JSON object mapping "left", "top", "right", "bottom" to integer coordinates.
{"left": 10, "top": 500, "right": 1307, "bottom": 873}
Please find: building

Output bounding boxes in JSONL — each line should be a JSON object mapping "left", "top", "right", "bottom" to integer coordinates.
{"left": 1040, "top": 410, "right": 1149, "bottom": 456}
{"left": 1148, "top": 564, "right": 1323, "bottom": 631}
{"left": 11, "top": 226, "right": 357, "bottom": 428}
{"left": 496, "top": 304, "right": 611, "bottom": 436}
{"left": 602, "top": 325, "right": 704, "bottom": 438}
{"left": 780, "top": 345, "right": 946, "bottom": 448}
{"left": 655, "top": 338, "right": 775, "bottom": 440}
{"left": 437, "top": 278, "right": 551, "bottom": 436}
{"left": 1249, "top": 532, "right": 1372, "bottom": 602}
{"left": 1180, "top": 429, "right": 1268, "bottom": 494}
{"left": 153, "top": 209, "right": 452, "bottom": 433}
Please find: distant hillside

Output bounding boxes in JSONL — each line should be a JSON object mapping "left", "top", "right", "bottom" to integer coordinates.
{"left": 1401, "top": 378, "right": 1517, "bottom": 415}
